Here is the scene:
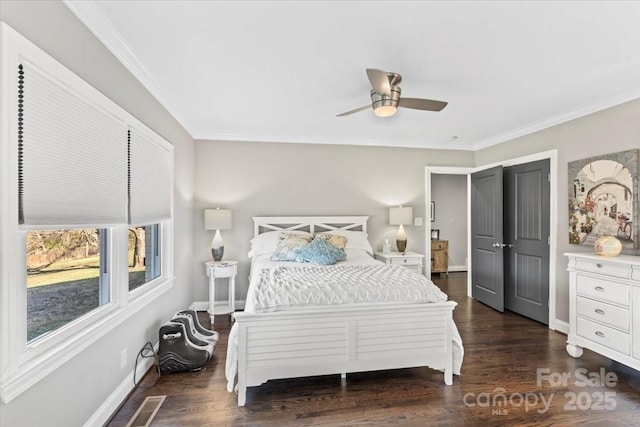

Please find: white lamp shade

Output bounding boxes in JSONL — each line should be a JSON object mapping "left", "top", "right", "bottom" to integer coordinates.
{"left": 389, "top": 206, "right": 413, "bottom": 225}
{"left": 204, "top": 209, "right": 232, "bottom": 230}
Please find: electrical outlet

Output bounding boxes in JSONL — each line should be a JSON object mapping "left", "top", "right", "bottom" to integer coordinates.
{"left": 120, "top": 349, "right": 127, "bottom": 370}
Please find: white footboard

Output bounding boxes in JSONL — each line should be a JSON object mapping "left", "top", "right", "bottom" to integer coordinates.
{"left": 233, "top": 301, "right": 457, "bottom": 406}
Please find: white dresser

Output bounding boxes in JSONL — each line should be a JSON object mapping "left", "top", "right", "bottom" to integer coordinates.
{"left": 565, "top": 252, "right": 640, "bottom": 371}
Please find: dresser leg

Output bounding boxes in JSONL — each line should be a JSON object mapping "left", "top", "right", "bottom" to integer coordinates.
{"left": 566, "top": 343, "right": 583, "bottom": 358}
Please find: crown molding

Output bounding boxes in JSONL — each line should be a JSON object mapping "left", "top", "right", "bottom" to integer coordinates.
{"left": 472, "top": 90, "right": 640, "bottom": 151}
{"left": 62, "top": 1, "right": 640, "bottom": 153}
{"left": 62, "top": 0, "right": 192, "bottom": 137}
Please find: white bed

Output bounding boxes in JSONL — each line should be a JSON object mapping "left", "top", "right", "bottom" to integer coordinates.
{"left": 226, "top": 216, "right": 462, "bottom": 406}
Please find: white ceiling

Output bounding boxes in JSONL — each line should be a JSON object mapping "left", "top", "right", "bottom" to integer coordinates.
{"left": 65, "top": 1, "right": 640, "bottom": 151}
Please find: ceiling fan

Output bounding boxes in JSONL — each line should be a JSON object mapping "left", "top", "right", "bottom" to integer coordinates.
{"left": 337, "top": 68, "right": 448, "bottom": 117}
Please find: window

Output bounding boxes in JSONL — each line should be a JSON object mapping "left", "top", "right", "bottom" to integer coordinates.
{"left": 0, "top": 23, "right": 174, "bottom": 404}
{"left": 128, "top": 224, "right": 161, "bottom": 291}
{"left": 26, "top": 229, "right": 108, "bottom": 342}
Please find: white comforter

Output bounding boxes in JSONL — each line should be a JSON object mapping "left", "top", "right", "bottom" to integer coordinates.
{"left": 250, "top": 264, "right": 448, "bottom": 312}
{"left": 226, "top": 251, "right": 464, "bottom": 392}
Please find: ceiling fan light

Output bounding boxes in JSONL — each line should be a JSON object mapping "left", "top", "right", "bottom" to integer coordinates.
{"left": 374, "top": 105, "right": 397, "bottom": 117}
{"left": 371, "top": 86, "right": 401, "bottom": 118}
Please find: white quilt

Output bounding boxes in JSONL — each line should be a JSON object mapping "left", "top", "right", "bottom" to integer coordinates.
{"left": 250, "top": 264, "right": 448, "bottom": 312}
{"left": 226, "top": 253, "right": 464, "bottom": 392}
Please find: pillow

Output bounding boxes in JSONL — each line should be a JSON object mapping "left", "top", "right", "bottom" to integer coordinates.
{"left": 270, "top": 232, "right": 313, "bottom": 262}
{"left": 249, "top": 230, "right": 311, "bottom": 258}
{"left": 298, "top": 236, "right": 347, "bottom": 265}
{"left": 317, "top": 230, "right": 373, "bottom": 255}
{"left": 314, "top": 233, "right": 348, "bottom": 250}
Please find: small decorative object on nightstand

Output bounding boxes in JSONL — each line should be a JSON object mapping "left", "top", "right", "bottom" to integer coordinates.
{"left": 205, "top": 260, "right": 238, "bottom": 325}
{"left": 375, "top": 251, "right": 424, "bottom": 275}
{"left": 382, "top": 238, "right": 391, "bottom": 254}
{"left": 204, "top": 208, "right": 232, "bottom": 261}
{"left": 389, "top": 206, "right": 413, "bottom": 253}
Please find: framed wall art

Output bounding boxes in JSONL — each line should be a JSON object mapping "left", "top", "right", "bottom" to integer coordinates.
{"left": 568, "top": 149, "right": 639, "bottom": 250}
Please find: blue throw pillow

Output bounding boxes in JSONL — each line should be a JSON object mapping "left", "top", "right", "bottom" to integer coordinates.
{"left": 298, "top": 236, "right": 346, "bottom": 265}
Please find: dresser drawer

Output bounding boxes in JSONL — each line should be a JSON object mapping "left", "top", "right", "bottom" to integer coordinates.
{"left": 431, "top": 240, "right": 448, "bottom": 251}
{"left": 576, "top": 275, "right": 629, "bottom": 306}
{"left": 576, "top": 317, "right": 630, "bottom": 355}
{"left": 576, "top": 296, "right": 629, "bottom": 331}
{"left": 574, "top": 257, "right": 631, "bottom": 279}
{"left": 390, "top": 257, "right": 423, "bottom": 267}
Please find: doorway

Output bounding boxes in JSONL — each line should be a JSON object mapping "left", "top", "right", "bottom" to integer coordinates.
{"left": 425, "top": 149, "right": 558, "bottom": 329}
{"left": 470, "top": 159, "right": 551, "bottom": 324}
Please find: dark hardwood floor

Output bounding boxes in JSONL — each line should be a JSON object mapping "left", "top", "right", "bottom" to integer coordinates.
{"left": 107, "top": 273, "right": 640, "bottom": 426}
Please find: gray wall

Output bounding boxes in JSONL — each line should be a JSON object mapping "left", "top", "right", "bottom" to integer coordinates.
{"left": 474, "top": 97, "right": 640, "bottom": 323}
{"left": 431, "top": 174, "right": 468, "bottom": 270}
{"left": 0, "top": 2, "right": 195, "bottom": 426}
{"left": 194, "top": 140, "right": 475, "bottom": 302}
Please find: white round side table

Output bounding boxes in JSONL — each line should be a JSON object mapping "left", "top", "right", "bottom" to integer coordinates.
{"left": 205, "top": 260, "right": 238, "bottom": 324}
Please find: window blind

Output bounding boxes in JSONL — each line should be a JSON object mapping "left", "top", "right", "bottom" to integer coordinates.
{"left": 128, "top": 127, "right": 172, "bottom": 226}
{"left": 19, "top": 60, "right": 128, "bottom": 227}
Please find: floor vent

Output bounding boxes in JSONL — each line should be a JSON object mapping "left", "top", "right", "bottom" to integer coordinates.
{"left": 125, "top": 395, "right": 166, "bottom": 427}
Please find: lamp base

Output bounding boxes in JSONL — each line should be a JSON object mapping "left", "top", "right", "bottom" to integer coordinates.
{"left": 211, "top": 229, "right": 225, "bottom": 261}
{"left": 396, "top": 224, "right": 407, "bottom": 253}
{"left": 211, "top": 246, "right": 224, "bottom": 262}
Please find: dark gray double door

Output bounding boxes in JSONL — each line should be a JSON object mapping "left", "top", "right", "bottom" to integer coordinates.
{"left": 471, "top": 159, "right": 550, "bottom": 324}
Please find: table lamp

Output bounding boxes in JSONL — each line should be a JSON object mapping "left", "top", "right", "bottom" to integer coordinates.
{"left": 204, "top": 208, "right": 232, "bottom": 261}
{"left": 389, "top": 206, "right": 413, "bottom": 253}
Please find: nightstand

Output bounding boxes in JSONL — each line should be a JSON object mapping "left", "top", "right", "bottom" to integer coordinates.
{"left": 374, "top": 251, "right": 424, "bottom": 275}
{"left": 205, "top": 260, "right": 238, "bottom": 324}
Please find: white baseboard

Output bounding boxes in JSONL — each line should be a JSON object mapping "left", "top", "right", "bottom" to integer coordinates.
{"left": 191, "top": 300, "right": 246, "bottom": 312}
{"left": 191, "top": 301, "right": 209, "bottom": 312}
{"left": 553, "top": 319, "right": 570, "bottom": 335}
{"left": 83, "top": 343, "right": 159, "bottom": 427}
{"left": 448, "top": 265, "right": 467, "bottom": 272}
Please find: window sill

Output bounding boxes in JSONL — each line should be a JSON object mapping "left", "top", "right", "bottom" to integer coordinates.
{"left": 0, "top": 277, "right": 174, "bottom": 403}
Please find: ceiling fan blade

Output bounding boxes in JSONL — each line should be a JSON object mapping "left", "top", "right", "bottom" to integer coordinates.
{"left": 366, "top": 68, "right": 391, "bottom": 95}
{"left": 336, "top": 104, "right": 371, "bottom": 117}
{"left": 398, "top": 97, "right": 448, "bottom": 112}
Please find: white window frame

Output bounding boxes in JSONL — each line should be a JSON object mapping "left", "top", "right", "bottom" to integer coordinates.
{"left": 127, "top": 223, "right": 162, "bottom": 293}
{"left": 0, "top": 22, "right": 175, "bottom": 404}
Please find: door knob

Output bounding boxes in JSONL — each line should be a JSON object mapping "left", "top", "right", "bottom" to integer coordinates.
{"left": 492, "top": 243, "right": 501, "bottom": 248}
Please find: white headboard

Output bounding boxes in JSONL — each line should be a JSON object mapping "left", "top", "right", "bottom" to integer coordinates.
{"left": 253, "top": 216, "right": 368, "bottom": 237}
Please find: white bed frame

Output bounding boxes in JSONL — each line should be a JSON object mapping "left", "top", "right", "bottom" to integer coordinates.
{"left": 233, "top": 216, "right": 457, "bottom": 406}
